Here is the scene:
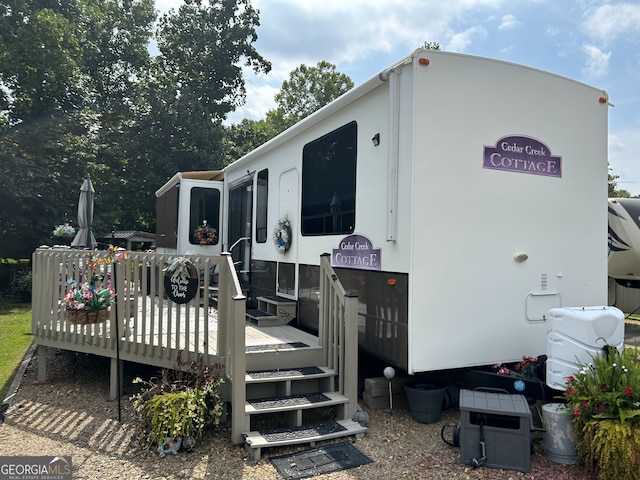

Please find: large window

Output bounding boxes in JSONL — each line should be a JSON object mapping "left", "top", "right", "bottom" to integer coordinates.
{"left": 256, "top": 169, "right": 269, "bottom": 243}
{"left": 301, "top": 121, "right": 357, "bottom": 235}
{"left": 189, "top": 187, "right": 220, "bottom": 245}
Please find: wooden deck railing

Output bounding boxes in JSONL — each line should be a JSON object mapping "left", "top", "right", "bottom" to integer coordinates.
{"left": 31, "top": 247, "right": 246, "bottom": 433}
{"left": 318, "top": 253, "right": 359, "bottom": 420}
{"left": 31, "top": 248, "right": 357, "bottom": 444}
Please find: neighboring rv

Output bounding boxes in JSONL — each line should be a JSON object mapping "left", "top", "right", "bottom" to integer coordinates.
{"left": 607, "top": 197, "right": 640, "bottom": 312}
{"left": 157, "top": 49, "right": 611, "bottom": 375}
{"left": 608, "top": 197, "right": 640, "bottom": 281}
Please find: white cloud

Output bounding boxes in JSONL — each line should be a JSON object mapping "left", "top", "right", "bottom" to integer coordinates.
{"left": 582, "top": 3, "right": 640, "bottom": 45}
{"left": 609, "top": 127, "right": 640, "bottom": 196}
{"left": 446, "top": 26, "right": 488, "bottom": 51}
{"left": 582, "top": 43, "right": 611, "bottom": 79}
{"left": 251, "top": 0, "right": 504, "bottom": 65}
{"left": 498, "top": 14, "right": 521, "bottom": 30}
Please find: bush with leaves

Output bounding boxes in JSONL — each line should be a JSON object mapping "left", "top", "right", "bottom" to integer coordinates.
{"left": 562, "top": 345, "right": 640, "bottom": 480}
{"left": 131, "top": 355, "right": 224, "bottom": 450}
{"left": 10, "top": 270, "right": 32, "bottom": 303}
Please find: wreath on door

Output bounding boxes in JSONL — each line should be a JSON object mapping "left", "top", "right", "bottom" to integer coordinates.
{"left": 273, "top": 215, "right": 291, "bottom": 254}
{"left": 193, "top": 220, "right": 216, "bottom": 245}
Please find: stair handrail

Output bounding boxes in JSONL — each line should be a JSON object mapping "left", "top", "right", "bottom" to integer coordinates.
{"left": 318, "top": 253, "right": 359, "bottom": 420}
{"left": 218, "top": 251, "right": 247, "bottom": 444}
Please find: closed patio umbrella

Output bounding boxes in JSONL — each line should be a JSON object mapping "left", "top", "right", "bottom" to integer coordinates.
{"left": 71, "top": 174, "right": 97, "bottom": 248}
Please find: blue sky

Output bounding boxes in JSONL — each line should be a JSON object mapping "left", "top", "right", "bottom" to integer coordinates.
{"left": 157, "top": 0, "right": 640, "bottom": 195}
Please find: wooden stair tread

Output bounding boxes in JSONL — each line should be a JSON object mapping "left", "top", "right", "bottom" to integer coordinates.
{"left": 243, "top": 419, "right": 367, "bottom": 449}
{"left": 245, "top": 391, "right": 347, "bottom": 415}
{"left": 257, "top": 295, "right": 297, "bottom": 306}
{"left": 245, "top": 366, "right": 335, "bottom": 383}
{"left": 246, "top": 308, "right": 277, "bottom": 319}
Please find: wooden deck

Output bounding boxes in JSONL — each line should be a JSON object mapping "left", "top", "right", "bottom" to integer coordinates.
{"left": 30, "top": 248, "right": 360, "bottom": 446}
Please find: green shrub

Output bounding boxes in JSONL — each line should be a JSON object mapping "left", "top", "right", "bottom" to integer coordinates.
{"left": 10, "top": 270, "right": 32, "bottom": 303}
{"left": 580, "top": 419, "right": 640, "bottom": 480}
{"left": 130, "top": 356, "right": 224, "bottom": 450}
{"left": 563, "top": 345, "right": 640, "bottom": 479}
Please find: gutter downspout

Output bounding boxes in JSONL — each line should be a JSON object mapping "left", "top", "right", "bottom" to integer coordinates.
{"left": 379, "top": 56, "right": 413, "bottom": 241}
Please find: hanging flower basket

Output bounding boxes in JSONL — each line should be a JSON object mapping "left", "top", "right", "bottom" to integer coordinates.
{"left": 52, "top": 223, "right": 75, "bottom": 238}
{"left": 194, "top": 221, "right": 216, "bottom": 245}
{"left": 63, "top": 280, "right": 115, "bottom": 325}
{"left": 64, "top": 308, "right": 110, "bottom": 325}
{"left": 273, "top": 215, "right": 291, "bottom": 254}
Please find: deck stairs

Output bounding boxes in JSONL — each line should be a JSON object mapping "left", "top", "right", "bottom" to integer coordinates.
{"left": 245, "top": 295, "right": 297, "bottom": 327}
{"left": 240, "top": 295, "right": 367, "bottom": 460}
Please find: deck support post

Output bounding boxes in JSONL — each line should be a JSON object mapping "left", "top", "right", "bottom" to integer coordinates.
{"left": 109, "top": 357, "right": 123, "bottom": 401}
{"left": 37, "top": 345, "right": 47, "bottom": 383}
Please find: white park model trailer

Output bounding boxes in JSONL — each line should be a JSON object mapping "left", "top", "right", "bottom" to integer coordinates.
{"left": 156, "top": 49, "right": 610, "bottom": 375}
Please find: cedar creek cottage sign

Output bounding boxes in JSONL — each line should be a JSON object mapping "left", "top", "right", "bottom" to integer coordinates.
{"left": 332, "top": 234, "right": 382, "bottom": 271}
{"left": 483, "top": 135, "right": 562, "bottom": 178}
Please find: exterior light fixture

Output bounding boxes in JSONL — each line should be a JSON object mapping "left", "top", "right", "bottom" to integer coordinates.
{"left": 372, "top": 133, "right": 380, "bottom": 146}
{"left": 514, "top": 252, "right": 528, "bottom": 263}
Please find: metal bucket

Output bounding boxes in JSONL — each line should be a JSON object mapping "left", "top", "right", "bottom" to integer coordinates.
{"left": 542, "top": 403, "right": 577, "bottom": 464}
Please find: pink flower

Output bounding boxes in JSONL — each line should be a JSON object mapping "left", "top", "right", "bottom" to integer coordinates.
{"left": 625, "top": 387, "right": 634, "bottom": 396}
{"left": 566, "top": 388, "right": 577, "bottom": 395}
{"left": 573, "top": 408, "right": 581, "bottom": 416}
{"left": 566, "top": 376, "right": 575, "bottom": 383}
{"left": 597, "top": 404, "right": 605, "bottom": 413}
{"left": 582, "top": 400, "right": 590, "bottom": 407}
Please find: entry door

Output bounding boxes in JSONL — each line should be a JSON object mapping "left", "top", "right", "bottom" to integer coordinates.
{"left": 228, "top": 178, "right": 253, "bottom": 289}
{"left": 277, "top": 169, "right": 299, "bottom": 297}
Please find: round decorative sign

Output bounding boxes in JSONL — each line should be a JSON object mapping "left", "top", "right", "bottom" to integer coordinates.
{"left": 163, "top": 257, "right": 199, "bottom": 304}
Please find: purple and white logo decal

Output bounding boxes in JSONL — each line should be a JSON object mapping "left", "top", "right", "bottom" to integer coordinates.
{"left": 332, "top": 234, "right": 381, "bottom": 271}
{"left": 483, "top": 135, "right": 561, "bottom": 178}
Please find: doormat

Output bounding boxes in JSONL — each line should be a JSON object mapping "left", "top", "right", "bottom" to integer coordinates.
{"left": 270, "top": 441, "right": 372, "bottom": 480}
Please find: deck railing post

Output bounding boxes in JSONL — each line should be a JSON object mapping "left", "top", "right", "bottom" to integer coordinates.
{"left": 343, "top": 292, "right": 359, "bottom": 419}
{"left": 220, "top": 252, "right": 247, "bottom": 444}
{"left": 217, "top": 253, "right": 231, "bottom": 363}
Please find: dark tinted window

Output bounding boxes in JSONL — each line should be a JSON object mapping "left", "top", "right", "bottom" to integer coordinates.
{"left": 189, "top": 187, "right": 220, "bottom": 245}
{"left": 256, "top": 169, "right": 268, "bottom": 243}
{"left": 301, "top": 121, "right": 357, "bottom": 235}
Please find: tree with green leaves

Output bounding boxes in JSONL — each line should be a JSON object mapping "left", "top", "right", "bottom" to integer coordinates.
{"left": 609, "top": 169, "right": 632, "bottom": 198}
{"left": 0, "top": 0, "right": 270, "bottom": 258}
{"left": 223, "top": 60, "right": 354, "bottom": 162}
{"left": 422, "top": 41, "right": 441, "bottom": 50}
{"left": 267, "top": 60, "right": 354, "bottom": 133}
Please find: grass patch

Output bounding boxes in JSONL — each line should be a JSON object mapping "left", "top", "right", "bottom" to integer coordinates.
{"left": 0, "top": 303, "right": 33, "bottom": 401}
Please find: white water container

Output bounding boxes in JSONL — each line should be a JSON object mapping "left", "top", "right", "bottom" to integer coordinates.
{"left": 546, "top": 306, "right": 624, "bottom": 390}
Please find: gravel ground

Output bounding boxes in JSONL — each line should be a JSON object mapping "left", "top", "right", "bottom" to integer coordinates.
{"left": 0, "top": 347, "right": 594, "bottom": 479}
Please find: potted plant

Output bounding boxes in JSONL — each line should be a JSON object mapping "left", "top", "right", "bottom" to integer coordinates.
{"left": 562, "top": 345, "right": 640, "bottom": 480}
{"left": 63, "top": 280, "right": 115, "bottom": 325}
{"left": 62, "top": 246, "right": 127, "bottom": 325}
{"left": 131, "top": 356, "right": 225, "bottom": 454}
